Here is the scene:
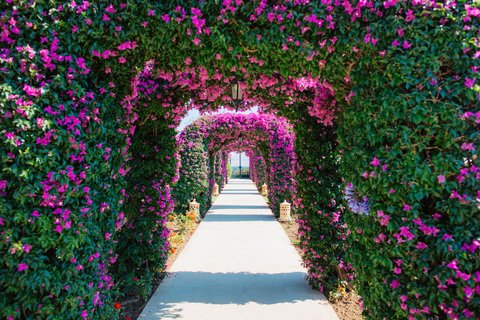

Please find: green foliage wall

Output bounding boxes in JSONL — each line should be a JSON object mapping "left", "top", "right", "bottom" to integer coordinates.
{"left": 338, "top": 6, "right": 480, "bottom": 319}
{"left": 284, "top": 108, "right": 352, "bottom": 297}
{"left": 0, "top": 12, "right": 128, "bottom": 319}
{"left": 112, "top": 109, "right": 177, "bottom": 300}
{"left": 173, "top": 123, "right": 210, "bottom": 215}
{"left": 249, "top": 151, "right": 267, "bottom": 190}
{"left": 214, "top": 153, "right": 224, "bottom": 190}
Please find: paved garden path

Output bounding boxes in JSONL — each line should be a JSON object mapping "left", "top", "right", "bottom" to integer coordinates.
{"left": 138, "top": 179, "right": 338, "bottom": 320}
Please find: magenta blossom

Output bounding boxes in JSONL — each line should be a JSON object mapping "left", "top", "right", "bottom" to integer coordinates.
{"left": 464, "top": 78, "right": 475, "bottom": 88}
{"left": 17, "top": 263, "right": 28, "bottom": 272}
{"left": 437, "top": 175, "right": 446, "bottom": 183}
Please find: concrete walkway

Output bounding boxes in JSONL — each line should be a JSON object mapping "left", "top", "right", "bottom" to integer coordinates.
{"left": 138, "top": 179, "right": 338, "bottom": 320}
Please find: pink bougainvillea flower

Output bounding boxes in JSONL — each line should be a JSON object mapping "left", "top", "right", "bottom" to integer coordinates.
{"left": 162, "top": 14, "right": 171, "bottom": 23}
{"left": 36, "top": 118, "right": 44, "bottom": 127}
{"left": 464, "top": 286, "right": 474, "bottom": 299}
{"left": 437, "top": 175, "right": 446, "bottom": 183}
{"left": 18, "top": 263, "right": 28, "bottom": 272}
{"left": 416, "top": 242, "right": 428, "bottom": 249}
{"left": 395, "top": 226, "right": 415, "bottom": 242}
{"left": 460, "top": 142, "right": 475, "bottom": 151}
{"left": 463, "top": 309, "right": 474, "bottom": 318}
{"left": 118, "top": 41, "right": 137, "bottom": 51}
{"left": 464, "top": 78, "right": 475, "bottom": 88}
{"left": 23, "top": 84, "right": 42, "bottom": 97}
{"left": 364, "top": 33, "right": 371, "bottom": 43}
{"left": 22, "top": 244, "right": 32, "bottom": 253}
{"left": 390, "top": 279, "right": 400, "bottom": 289}
{"left": 402, "top": 40, "right": 412, "bottom": 49}
{"left": 456, "top": 270, "right": 471, "bottom": 281}
{"left": 105, "top": 4, "right": 116, "bottom": 13}
{"left": 379, "top": 215, "right": 390, "bottom": 226}
{"left": 443, "top": 233, "right": 453, "bottom": 241}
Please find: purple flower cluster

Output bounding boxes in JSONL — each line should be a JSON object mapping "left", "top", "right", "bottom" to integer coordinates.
{"left": 344, "top": 182, "right": 369, "bottom": 215}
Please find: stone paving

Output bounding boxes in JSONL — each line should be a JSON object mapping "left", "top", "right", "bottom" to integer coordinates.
{"left": 138, "top": 179, "right": 338, "bottom": 320}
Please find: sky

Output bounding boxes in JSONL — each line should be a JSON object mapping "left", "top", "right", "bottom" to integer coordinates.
{"left": 177, "top": 107, "right": 259, "bottom": 167}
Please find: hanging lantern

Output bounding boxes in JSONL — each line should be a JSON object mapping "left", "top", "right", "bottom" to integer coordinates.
{"left": 231, "top": 81, "right": 243, "bottom": 111}
{"left": 279, "top": 200, "right": 292, "bottom": 222}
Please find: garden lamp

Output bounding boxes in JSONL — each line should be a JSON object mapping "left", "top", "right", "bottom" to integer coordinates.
{"left": 231, "top": 81, "right": 243, "bottom": 111}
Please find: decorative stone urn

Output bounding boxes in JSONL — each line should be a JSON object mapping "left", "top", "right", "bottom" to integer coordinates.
{"left": 279, "top": 200, "right": 292, "bottom": 222}
{"left": 261, "top": 183, "right": 268, "bottom": 196}
{"left": 189, "top": 199, "right": 200, "bottom": 216}
{"left": 212, "top": 183, "right": 220, "bottom": 196}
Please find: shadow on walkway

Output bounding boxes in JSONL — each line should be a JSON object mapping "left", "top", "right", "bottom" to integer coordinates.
{"left": 138, "top": 271, "right": 330, "bottom": 319}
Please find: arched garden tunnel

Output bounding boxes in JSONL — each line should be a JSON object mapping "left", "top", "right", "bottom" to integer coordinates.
{"left": 174, "top": 113, "right": 296, "bottom": 217}
{"left": 0, "top": 2, "right": 478, "bottom": 319}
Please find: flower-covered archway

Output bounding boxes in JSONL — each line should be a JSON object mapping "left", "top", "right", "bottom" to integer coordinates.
{"left": 1, "top": 1, "right": 478, "bottom": 319}
{"left": 175, "top": 112, "right": 296, "bottom": 216}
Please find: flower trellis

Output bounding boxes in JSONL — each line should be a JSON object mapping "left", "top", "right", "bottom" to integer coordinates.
{"left": 0, "top": 1, "right": 478, "bottom": 319}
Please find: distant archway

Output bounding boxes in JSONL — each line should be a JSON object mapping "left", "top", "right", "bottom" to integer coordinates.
{"left": 175, "top": 113, "right": 296, "bottom": 217}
